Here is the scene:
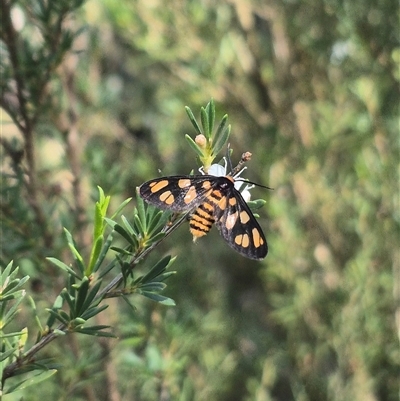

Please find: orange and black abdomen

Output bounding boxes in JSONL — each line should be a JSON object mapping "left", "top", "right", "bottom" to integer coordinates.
{"left": 189, "top": 187, "right": 225, "bottom": 238}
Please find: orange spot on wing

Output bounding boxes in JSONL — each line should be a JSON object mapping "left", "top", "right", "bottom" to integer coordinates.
{"left": 235, "top": 234, "right": 243, "bottom": 245}
{"left": 150, "top": 180, "right": 169, "bottom": 192}
{"left": 229, "top": 197, "right": 237, "bottom": 206}
{"left": 202, "top": 181, "right": 212, "bottom": 189}
{"left": 159, "top": 190, "right": 174, "bottom": 204}
{"left": 241, "top": 234, "right": 250, "bottom": 247}
{"left": 225, "top": 212, "right": 238, "bottom": 229}
{"left": 178, "top": 179, "right": 191, "bottom": 188}
{"left": 184, "top": 186, "right": 197, "bottom": 204}
{"left": 239, "top": 211, "right": 250, "bottom": 224}
{"left": 252, "top": 228, "right": 263, "bottom": 247}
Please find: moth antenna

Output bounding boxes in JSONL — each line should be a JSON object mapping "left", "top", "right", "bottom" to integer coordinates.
{"left": 226, "top": 143, "right": 234, "bottom": 174}
{"left": 235, "top": 178, "right": 274, "bottom": 190}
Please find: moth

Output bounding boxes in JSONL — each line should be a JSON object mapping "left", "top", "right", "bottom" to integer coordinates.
{"left": 139, "top": 174, "right": 268, "bottom": 260}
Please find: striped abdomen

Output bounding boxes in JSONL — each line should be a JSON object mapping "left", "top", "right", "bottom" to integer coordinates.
{"left": 189, "top": 188, "right": 224, "bottom": 238}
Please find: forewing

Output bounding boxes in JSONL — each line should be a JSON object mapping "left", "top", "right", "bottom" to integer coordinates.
{"left": 214, "top": 188, "right": 268, "bottom": 260}
{"left": 139, "top": 175, "right": 216, "bottom": 212}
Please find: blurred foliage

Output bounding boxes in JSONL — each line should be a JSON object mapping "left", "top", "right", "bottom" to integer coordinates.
{"left": 0, "top": 0, "right": 399, "bottom": 400}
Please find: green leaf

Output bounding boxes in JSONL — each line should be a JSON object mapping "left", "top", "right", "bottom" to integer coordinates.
{"left": 0, "top": 331, "right": 26, "bottom": 338}
{"left": 91, "top": 231, "right": 114, "bottom": 273}
{"left": 136, "top": 188, "right": 147, "bottom": 228}
{"left": 4, "top": 369, "right": 57, "bottom": 394}
{"left": 0, "top": 276, "right": 29, "bottom": 296}
{"left": 53, "top": 329, "right": 66, "bottom": 336}
{"left": 46, "top": 257, "right": 81, "bottom": 279}
{"left": 99, "top": 190, "right": 111, "bottom": 217}
{"left": 63, "top": 229, "right": 85, "bottom": 274}
{"left": 75, "top": 327, "right": 115, "bottom": 338}
{"left": 80, "top": 279, "right": 102, "bottom": 312}
{"left": 140, "top": 291, "right": 176, "bottom": 306}
{"left": 93, "top": 202, "right": 104, "bottom": 240}
{"left": 0, "top": 293, "right": 17, "bottom": 302}
{"left": 45, "top": 295, "right": 64, "bottom": 328}
{"left": 0, "top": 347, "right": 16, "bottom": 362}
{"left": 75, "top": 277, "right": 90, "bottom": 316}
{"left": 146, "top": 210, "right": 167, "bottom": 236}
{"left": 143, "top": 231, "right": 166, "bottom": 247}
{"left": 114, "top": 223, "right": 137, "bottom": 246}
{"left": 139, "top": 255, "right": 172, "bottom": 284}
{"left": 0, "top": 261, "right": 17, "bottom": 289}
{"left": 151, "top": 271, "right": 176, "bottom": 282}
{"left": 185, "top": 106, "right": 202, "bottom": 135}
{"left": 111, "top": 197, "right": 132, "bottom": 220}
{"left": 133, "top": 214, "right": 145, "bottom": 237}
{"left": 60, "top": 289, "right": 75, "bottom": 318}
{"left": 103, "top": 217, "right": 117, "bottom": 229}
{"left": 185, "top": 134, "right": 205, "bottom": 157}
{"left": 86, "top": 234, "right": 104, "bottom": 276}
{"left": 139, "top": 282, "right": 167, "bottom": 292}
{"left": 2, "top": 295, "right": 25, "bottom": 329}
{"left": 70, "top": 317, "right": 86, "bottom": 329}
{"left": 247, "top": 199, "right": 267, "bottom": 210}
{"left": 110, "top": 246, "right": 132, "bottom": 255}
{"left": 80, "top": 304, "right": 108, "bottom": 320}
{"left": 212, "top": 118, "right": 231, "bottom": 156}
{"left": 206, "top": 98, "right": 215, "bottom": 137}
{"left": 46, "top": 309, "right": 69, "bottom": 325}
{"left": 121, "top": 215, "right": 139, "bottom": 237}
{"left": 200, "top": 107, "right": 210, "bottom": 138}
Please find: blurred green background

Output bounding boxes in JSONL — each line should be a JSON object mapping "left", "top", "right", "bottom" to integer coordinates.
{"left": 1, "top": 0, "right": 399, "bottom": 400}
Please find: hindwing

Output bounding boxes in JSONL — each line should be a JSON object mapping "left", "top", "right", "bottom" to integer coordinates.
{"left": 213, "top": 186, "right": 268, "bottom": 260}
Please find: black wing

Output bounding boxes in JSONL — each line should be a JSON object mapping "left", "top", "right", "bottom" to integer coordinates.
{"left": 214, "top": 187, "right": 268, "bottom": 260}
{"left": 139, "top": 175, "right": 217, "bottom": 212}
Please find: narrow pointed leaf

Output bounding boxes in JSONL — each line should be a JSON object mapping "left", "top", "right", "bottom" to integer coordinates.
{"left": 93, "top": 202, "right": 104, "bottom": 240}
{"left": 140, "top": 256, "right": 171, "bottom": 283}
{"left": 247, "top": 199, "right": 266, "bottom": 210}
{"left": 136, "top": 188, "right": 147, "bottom": 227}
{"left": 60, "top": 290, "right": 75, "bottom": 317}
{"left": 92, "top": 231, "right": 114, "bottom": 273}
{"left": 150, "top": 271, "right": 176, "bottom": 282}
{"left": 111, "top": 197, "right": 132, "bottom": 220}
{"left": 140, "top": 291, "right": 176, "bottom": 306}
{"left": 80, "top": 280, "right": 103, "bottom": 312}
{"left": 185, "top": 134, "right": 205, "bottom": 157}
{"left": 75, "top": 277, "right": 90, "bottom": 316}
{"left": 46, "top": 309, "right": 69, "bottom": 325}
{"left": 207, "top": 99, "right": 215, "bottom": 136}
{"left": 46, "top": 257, "right": 81, "bottom": 279}
{"left": 185, "top": 106, "right": 202, "bottom": 135}
{"left": 75, "top": 327, "right": 115, "bottom": 338}
{"left": 139, "top": 282, "right": 167, "bottom": 291}
{"left": 63, "top": 229, "right": 85, "bottom": 274}
{"left": 144, "top": 232, "right": 166, "bottom": 247}
{"left": 200, "top": 107, "right": 210, "bottom": 138}
{"left": 80, "top": 304, "right": 108, "bottom": 320}
{"left": 0, "top": 348, "right": 16, "bottom": 362}
{"left": 0, "top": 261, "right": 15, "bottom": 285}
{"left": 4, "top": 369, "right": 57, "bottom": 394}
{"left": 86, "top": 234, "right": 104, "bottom": 276}
{"left": 212, "top": 118, "right": 231, "bottom": 156}
{"left": 114, "top": 223, "right": 136, "bottom": 246}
